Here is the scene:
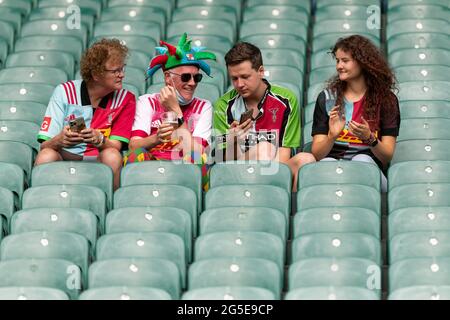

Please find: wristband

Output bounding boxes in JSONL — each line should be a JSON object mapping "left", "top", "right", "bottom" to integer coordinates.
{"left": 94, "top": 133, "right": 105, "bottom": 148}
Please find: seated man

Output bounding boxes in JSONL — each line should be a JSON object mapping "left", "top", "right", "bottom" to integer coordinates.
{"left": 125, "top": 33, "right": 216, "bottom": 187}
{"left": 35, "top": 39, "right": 136, "bottom": 190}
{"left": 213, "top": 42, "right": 315, "bottom": 190}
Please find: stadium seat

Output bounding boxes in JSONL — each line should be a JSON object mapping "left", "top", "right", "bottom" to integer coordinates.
{"left": 105, "top": 207, "right": 192, "bottom": 262}
{"left": 194, "top": 231, "right": 285, "bottom": 271}
{"left": 390, "top": 49, "right": 450, "bottom": 68}
{"left": 387, "top": 19, "right": 449, "bottom": 41}
{"left": 0, "top": 67, "right": 67, "bottom": 86}
{"left": 388, "top": 161, "right": 450, "bottom": 191}
{"left": 315, "top": 0, "right": 378, "bottom": 10}
{"left": 388, "top": 183, "right": 450, "bottom": 213}
{"left": 114, "top": 185, "right": 197, "bottom": 234}
{"left": 316, "top": 4, "right": 377, "bottom": 21}
{"left": 389, "top": 207, "right": 450, "bottom": 240}
{"left": 0, "top": 39, "right": 7, "bottom": 68}
{"left": 240, "top": 20, "right": 308, "bottom": 41}
{"left": 303, "top": 102, "right": 315, "bottom": 124}
{"left": 310, "top": 50, "right": 335, "bottom": 72}
{"left": 0, "top": 21, "right": 14, "bottom": 50}
{"left": 389, "top": 285, "right": 450, "bottom": 300}
{"left": 240, "top": 34, "right": 306, "bottom": 57}
{"left": 388, "top": 4, "right": 449, "bottom": 23}
{"left": 0, "top": 259, "right": 81, "bottom": 299}
{"left": 263, "top": 65, "right": 303, "bottom": 90}
{"left": 0, "top": 141, "right": 33, "bottom": 183}
{"left": 0, "top": 8, "right": 22, "bottom": 34}
{"left": 10, "top": 208, "right": 97, "bottom": 248}
{"left": 177, "top": 0, "right": 242, "bottom": 19}
{"left": 6, "top": 51, "right": 74, "bottom": 79}
{"left": 389, "top": 257, "right": 450, "bottom": 293}
{"left": 294, "top": 207, "right": 380, "bottom": 239}
{"left": 288, "top": 257, "right": 380, "bottom": 294}
{"left": 31, "top": 162, "right": 114, "bottom": 210}
{"left": 166, "top": 34, "right": 232, "bottom": 56}
{"left": 244, "top": 5, "right": 309, "bottom": 22}
{"left": 38, "top": 0, "right": 101, "bottom": 18}
{"left": 14, "top": 36, "right": 83, "bottom": 63}
{"left": 399, "top": 100, "right": 450, "bottom": 120}
{"left": 397, "top": 118, "right": 450, "bottom": 142}
{"left": 210, "top": 161, "right": 292, "bottom": 193}
{"left": 22, "top": 185, "right": 107, "bottom": 232}
{"left": 392, "top": 139, "right": 450, "bottom": 163}
{"left": 182, "top": 286, "right": 276, "bottom": 300}
{"left": 172, "top": 5, "right": 237, "bottom": 32}
{"left": 0, "top": 120, "right": 40, "bottom": 153}
{"left": 292, "top": 233, "right": 381, "bottom": 265}
{"left": 88, "top": 258, "right": 180, "bottom": 299}
{"left": 79, "top": 286, "right": 171, "bottom": 300}
{"left": 0, "top": 287, "right": 69, "bottom": 300}
{"left": 168, "top": 20, "right": 235, "bottom": 45}
{"left": 121, "top": 161, "right": 202, "bottom": 211}
{"left": 297, "top": 184, "right": 381, "bottom": 214}
{"left": 0, "top": 0, "right": 32, "bottom": 16}
{"left": 394, "top": 65, "right": 450, "bottom": 83}
{"left": 89, "top": 35, "right": 155, "bottom": 55}
{"left": 388, "top": 0, "right": 444, "bottom": 10}
{"left": 285, "top": 286, "right": 379, "bottom": 300}
{"left": 100, "top": 6, "right": 166, "bottom": 31}
{"left": 246, "top": 0, "right": 310, "bottom": 14}
{"left": 387, "top": 32, "right": 449, "bottom": 54}
{"left": 397, "top": 81, "right": 450, "bottom": 102}
{"left": 390, "top": 231, "right": 450, "bottom": 264}
{"left": 298, "top": 161, "right": 381, "bottom": 191}
{"left": 188, "top": 257, "right": 282, "bottom": 298}
{"left": 313, "top": 19, "right": 380, "bottom": 39}
{"left": 0, "top": 162, "right": 23, "bottom": 213}
{"left": 0, "top": 231, "right": 89, "bottom": 283}
{"left": 0, "top": 187, "right": 14, "bottom": 226}
{"left": 96, "top": 232, "right": 185, "bottom": 287}
{"left": 94, "top": 21, "right": 161, "bottom": 44}
{"left": 108, "top": 0, "right": 173, "bottom": 21}
{"left": 200, "top": 207, "right": 287, "bottom": 242}
{"left": 28, "top": 7, "right": 95, "bottom": 33}
{"left": 312, "top": 33, "right": 380, "bottom": 54}
{"left": 302, "top": 121, "right": 312, "bottom": 151}
{"left": 261, "top": 48, "right": 305, "bottom": 72}
{"left": 308, "top": 66, "right": 336, "bottom": 86}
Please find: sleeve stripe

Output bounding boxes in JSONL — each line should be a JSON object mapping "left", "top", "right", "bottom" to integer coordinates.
{"left": 117, "top": 90, "right": 127, "bottom": 108}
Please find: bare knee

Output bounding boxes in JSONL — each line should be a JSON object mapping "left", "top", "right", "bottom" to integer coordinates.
{"left": 34, "top": 148, "right": 62, "bottom": 166}
{"left": 256, "top": 142, "right": 276, "bottom": 160}
{"left": 98, "top": 148, "right": 122, "bottom": 170}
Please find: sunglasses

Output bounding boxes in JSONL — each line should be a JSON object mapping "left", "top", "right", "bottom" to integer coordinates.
{"left": 168, "top": 71, "right": 203, "bottom": 83}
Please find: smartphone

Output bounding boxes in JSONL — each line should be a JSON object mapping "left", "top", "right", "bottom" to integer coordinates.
{"left": 239, "top": 109, "right": 253, "bottom": 125}
{"left": 69, "top": 117, "right": 86, "bottom": 133}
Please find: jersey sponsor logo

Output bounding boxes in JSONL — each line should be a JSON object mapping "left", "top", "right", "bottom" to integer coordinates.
{"left": 268, "top": 107, "right": 279, "bottom": 123}
{"left": 40, "top": 116, "right": 52, "bottom": 132}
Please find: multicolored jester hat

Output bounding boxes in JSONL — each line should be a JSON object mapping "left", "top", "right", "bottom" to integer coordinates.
{"left": 147, "top": 33, "right": 217, "bottom": 78}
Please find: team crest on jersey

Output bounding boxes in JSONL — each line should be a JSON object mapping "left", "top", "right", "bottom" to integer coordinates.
{"left": 40, "top": 117, "right": 52, "bottom": 132}
{"left": 268, "top": 107, "right": 278, "bottom": 123}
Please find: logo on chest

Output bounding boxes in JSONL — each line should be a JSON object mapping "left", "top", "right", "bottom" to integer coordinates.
{"left": 268, "top": 107, "right": 279, "bottom": 123}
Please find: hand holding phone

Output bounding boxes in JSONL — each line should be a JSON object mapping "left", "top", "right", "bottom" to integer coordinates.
{"left": 239, "top": 109, "right": 253, "bottom": 125}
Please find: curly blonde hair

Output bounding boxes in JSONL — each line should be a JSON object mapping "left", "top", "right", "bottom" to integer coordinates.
{"left": 80, "top": 38, "right": 128, "bottom": 82}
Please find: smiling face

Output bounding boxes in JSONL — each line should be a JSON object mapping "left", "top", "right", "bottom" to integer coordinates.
{"left": 228, "top": 60, "right": 265, "bottom": 99}
{"left": 335, "top": 48, "right": 362, "bottom": 82}
{"left": 164, "top": 65, "right": 200, "bottom": 102}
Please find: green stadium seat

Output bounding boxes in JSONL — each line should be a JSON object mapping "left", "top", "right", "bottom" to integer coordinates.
{"left": 390, "top": 231, "right": 450, "bottom": 264}
{"left": 389, "top": 207, "right": 450, "bottom": 240}
{"left": 122, "top": 65, "right": 147, "bottom": 95}
{"left": 88, "top": 258, "right": 180, "bottom": 299}
{"left": 168, "top": 20, "right": 235, "bottom": 44}
{"left": 0, "top": 21, "right": 15, "bottom": 51}
{"left": 0, "top": 287, "right": 69, "bottom": 300}
{"left": 108, "top": 0, "right": 173, "bottom": 21}
{"left": 392, "top": 139, "right": 450, "bottom": 163}
{"left": 200, "top": 207, "right": 287, "bottom": 242}
{"left": 390, "top": 48, "right": 450, "bottom": 68}
{"left": 79, "top": 286, "right": 171, "bottom": 300}
{"left": 292, "top": 233, "right": 381, "bottom": 265}
{"left": 389, "top": 257, "right": 450, "bottom": 293}
{"left": 310, "top": 50, "right": 335, "bottom": 72}
{"left": 398, "top": 81, "right": 450, "bottom": 102}
{"left": 388, "top": 183, "right": 450, "bottom": 213}
{"left": 0, "top": 231, "right": 89, "bottom": 284}
{"left": 105, "top": 207, "right": 192, "bottom": 262}
{"left": 316, "top": 0, "right": 378, "bottom": 10}
{"left": 395, "top": 65, "right": 450, "bottom": 82}
{"left": 182, "top": 286, "right": 276, "bottom": 300}
{"left": 38, "top": 0, "right": 101, "bottom": 18}
{"left": 31, "top": 162, "right": 114, "bottom": 210}
{"left": 289, "top": 257, "right": 380, "bottom": 294}
{"left": 312, "top": 33, "right": 380, "bottom": 53}
{"left": 14, "top": 36, "right": 83, "bottom": 63}
{"left": 388, "top": 4, "right": 449, "bottom": 23}
{"left": 94, "top": 21, "right": 161, "bottom": 45}
{"left": 114, "top": 185, "right": 197, "bottom": 234}
{"left": 294, "top": 207, "right": 381, "bottom": 239}
{"left": 302, "top": 121, "right": 312, "bottom": 150}
{"left": 0, "top": 0, "right": 32, "bottom": 16}
{"left": 240, "top": 34, "right": 306, "bottom": 57}
{"left": 387, "top": 19, "right": 449, "bottom": 41}
{"left": 387, "top": 32, "right": 449, "bottom": 54}
{"left": 0, "top": 120, "right": 40, "bottom": 152}
{"left": 399, "top": 100, "right": 450, "bottom": 120}
{"left": 0, "top": 8, "right": 22, "bottom": 34}
{"left": 0, "top": 259, "right": 81, "bottom": 299}
{"left": 316, "top": 4, "right": 376, "bottom": 21}
{"left": 0, "top": 39, "right": 7, "bottom": 68}
{"left": 0, "top": 67, "right": 67, "bottom": 86}
{"left": 194, "top": 231, "right": 285, "bottom": 272}
{"left": 100, "top": 6, "right": 166, "bottom": 32}
{"left": 298, "top": 161, "right": 381, "bottom": 191}
{"left": 177, "top": 0, "right": 242, "bottom": 19}
{"left": 263, "top": 65, "right": 303, "bottom": 89}
{"left": 388, "top": 0, "right": 444, "bottom": 10}
{"left": 285, "top": 286, "right": 380, "bottom": 300}
{"left": 303, "top": 102, "right": 315, "bottom": 123}
{"left": 397, "top": 118, "right": 450, "bottom": 142}
{"left": 261, "top": 48, "right": 305, "bottom": 73}
{"left": 0, "top": 141, "right": 33, "bottom": 183}
{"left": 0, "top": 187, "right": 14, "bottom": 227}
{"left": 89, "top": 35, "right": 156, "bottom": 55}
{"left": 210, "top": 161, "right": 292, "bottom": 193}
{"left": 244, "top": 5, "right": 309, "bottom": 22}
{"left": 96, "top": 232, "right": 186, "bottom": 287}
{"left": 388, "top": 161, "right": 450, "bottom": 191}
{"left": 172, "top": 5, "right": 237, "bottom": 32}
{"left": 6, "top": 51, "right": 74, "bottom": 79}
{"left": 297, "top": 184, "right": 381, "bottom": 214}
{"left": 166, "top": 34, "right": 232, "bottom": 56}
{"left": 124, "top": 49, "right": 149, "bottom": 70}
{"left": 0, "top": 162, "right": 24, "bottom": 208}
{"left": 205, "top": 185, "right": 290, "bottom": 220}
{"left": 240, "top": 20, "right": 308, "bottom": 41}
{"left": 246, "top": 0, "right": 310, "bottom": 14}
{"left": 28, "top": 7, "right": 95, "bottom": 33}
{"left": 188, "top": 257, "right": 282, "bottom": 298}
{"left": 389, "top": 285, "right": 450, "bottom": 300}
{"left": 308, "top": 66, "right": 335, "bottom": 86}
{"left": 313, "top": 19, "right": 380, "bottom": 39}
{"left": 22, "top": 185, "right": 107, "bottom": 232}
{"left": 11, "top": 208, "right": 97, "bottom": 248}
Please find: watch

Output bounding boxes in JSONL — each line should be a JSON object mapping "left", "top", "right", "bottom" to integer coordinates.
{"left": 177, "top": 116, "right": 184, "bottom": 126}
{"left": 364, "top": 133, "right": 378, "bottom": 147}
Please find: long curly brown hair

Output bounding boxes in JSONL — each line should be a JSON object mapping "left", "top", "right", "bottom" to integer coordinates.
{"left": 327, "top": 35, "right": 398, "bottom": 131}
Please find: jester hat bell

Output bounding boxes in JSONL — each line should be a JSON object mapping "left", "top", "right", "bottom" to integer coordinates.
{"left": 147, "top": 33, "right": 217, "bottom": 78}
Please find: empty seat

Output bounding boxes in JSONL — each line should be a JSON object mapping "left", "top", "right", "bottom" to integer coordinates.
{"left": 398, "top": 81, "right": 450, "bottom": 102}
{"left": 168, "top": 20, "right": 235, "bottom": 44}
{"left": 315, "top": 0, "right": 377, "bottom": 10}
{"left": 0, "top": 162, "right": 24, "bottom": 208}
{"left": 0, "top": 0, "right": 32, "bottom": 16}
{"left": 94, "top": 21, "right": 161, "bottom": 46}
{"left": 88, "top": 258, "right": 180, "bottom": 299}
{"left": 312, "top": 33, "right": 380, "bottom": 54}
{"left": 388, "top": 183, "right": 450, "bottom": 213}
{"left": 14, "top": 36, "right": 83, "bottom": 63}
{"left": 0, "top": 141, "right": 33, "bottom": 183}
{"left": 0, "top": 83, "right": 54, "bottom": 106}
{"left": 263, "top": 65, "right": 303, "bottom": 89}
{"left": 389, "top": 285, "right": 450, "bottom": 300}
{"left": 0, "top": 8, "right": 22, "bottom": 34}
{"left": 244, "top": 5, "right": 308, "bottom": 22}
{"left": 392, "top": 139, "right": 450, "bottom": 163}
{"left": 182, "top": 286, "right": 276, "bottom": 300}
{"left": 108, "top": 0, "right": 173, "bottom": 21}
{"left": 172, "top": 5, "right": 237, "bottom": 32}
{"left": 0, "top": 21, "right": 14, "bottom": 50}
{"left": 0, "top": 120, "right": 40, "bottom": 153}
{"left": 177, "top": 0, "right": 241, "bottom": 19}
{"left": 399, "top": 100, "right": 450, "bottom": 120}
{"left": 310, "top": 50, "right": 335, "bottom": 71}
{"left": 0, "top": 67, "right": 68, "bottom": 87}
{"left": 89, "top": 35, "right": 155, "bottom": 55}
{"left": 387, "top": 19, "right": 449, "bottom": 41}
{"left": 285, "top": 286, "right": 379, "bottom": 300}
{"left": 397, "top": 118, "right": 450, "bottom": 142}
{"left": 316, "top": 4, "right": 377, "bottom": 21}
{"left": 79, "top": 286, "right": 171, "bottom": 300}
{"left": 188, "top": 257, "right": 282, "bottom": 298}
{"left": 0, "top": 187, "right": 14, "bottom": 226}
{"left": 388, "top": 0, "right": 443, "bottom": 10}
{"left": 100, "top": 6, "right": 166, "bottom": 31}
{"left": 0, "top": 287, "right": 69, "bottom": 300}
{"left": 240, "top": 34, "right": 306, "bottom": 56}
{"left": 390, "top": 49, "right": 450, "bottom": 68}
{"left": 246, "top": 0, "right": 310, "bottom": 14}
{"left": 28, "top": 7, "right": 95, "bottom": 33}
{"left": 313, "top": 19, "right": 380, "bottom": 39}
{"left": 308, "top": 66, "right": 336, "bottom": 86}
{"left": 387, "top": 32, "right": 449, "bottom": 54}
{"left": 240, "top": 20, "right": 307, "bottom": 41}
{"left": 38, "top": 0, "right": 101, "bottom": 17}
{"left": 395, "top": 65, "right": 450, "bottom": 83}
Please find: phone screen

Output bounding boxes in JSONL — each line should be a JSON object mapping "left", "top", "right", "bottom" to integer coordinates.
{"left": 239, "top": 110, "right": 253, "bottom": 125}
{"left": 69, "top": 117, "right": 86, "bottom": 132}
